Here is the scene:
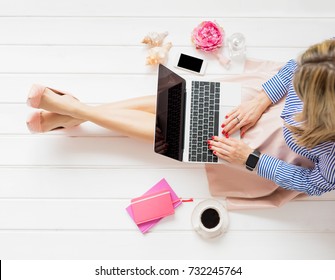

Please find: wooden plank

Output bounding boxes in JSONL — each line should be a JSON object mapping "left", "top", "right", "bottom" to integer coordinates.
{"left": 0, "top": 166, "right": 334, "bottom": 200}
{"left": 0, "top": 75, "right": 159, "bottom": 104}
{"left": 0, "top": 230, "right": 334, "bottom": 259}
{"left": 1, "top": 167, "right": 332, "bottom": 200}
{"left": 0, "top": 0, "right": 334, "bottom": 17}
{"left": 0, "top": 199, "right": 334, "bottom": 231}
{"left": 0, "top": 45, "right": 302, "bottom": 74}
{"left": 0, "top": 17, "right": 333, "bottom": 47}
{"left": 0, "top": 136, "right": 193, "bottom": 167}
{"left": 0, "top": 168, "right": 211, "bottom": 198}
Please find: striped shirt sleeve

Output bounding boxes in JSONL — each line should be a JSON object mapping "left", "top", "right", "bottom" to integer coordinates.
{"left": 262, "top": 59, "right": 297, "bottom": 104}
{"left": 257, "top": 145, "right": 335, "bottom": 195}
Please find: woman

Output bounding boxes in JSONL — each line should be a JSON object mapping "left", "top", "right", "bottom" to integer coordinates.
{"left": 208, "top": 40, "right": 335, "bottom": 197}
{"left": 26, "top": 39, "right": 335, "bottom": 205}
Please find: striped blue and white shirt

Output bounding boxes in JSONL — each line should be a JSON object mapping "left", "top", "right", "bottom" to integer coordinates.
{"left": 257, "top": 59, "right": 335, "bottom": 196}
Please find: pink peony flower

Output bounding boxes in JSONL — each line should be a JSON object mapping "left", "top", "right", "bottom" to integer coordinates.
{"left": 192, "top": 21, "right": 224, "bottom": 52}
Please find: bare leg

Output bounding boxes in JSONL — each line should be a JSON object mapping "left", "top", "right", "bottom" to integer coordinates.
{"left": 37, "top": 89, "right": 156, "bottom": 142}
{"left": 38, "top": 94, "right": 156, "bottom": 131}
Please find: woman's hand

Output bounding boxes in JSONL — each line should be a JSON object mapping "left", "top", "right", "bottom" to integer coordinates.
{"left": 221, "top": 90, "right": 272, "bottom": 137}
{"left": 208, "top": 136, "right": 254, "bottom": 165}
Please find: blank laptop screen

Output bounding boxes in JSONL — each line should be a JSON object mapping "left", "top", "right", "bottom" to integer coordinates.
{"left": 154, "top": 64, "right": 186, "bottom": 161}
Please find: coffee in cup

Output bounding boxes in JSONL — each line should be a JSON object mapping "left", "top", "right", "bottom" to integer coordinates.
{"left": 201, "top": 207, "right": 221, "bottom": 229}
{"left": 192, "top": 199, "right": 229, "bottom": 239}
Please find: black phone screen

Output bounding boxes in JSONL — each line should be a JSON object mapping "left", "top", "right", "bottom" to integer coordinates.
{"left": 177, "top": 53, "right": 203, "bottom": 73}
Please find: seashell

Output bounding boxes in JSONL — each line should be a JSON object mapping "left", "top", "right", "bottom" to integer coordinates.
{"left": 145, "top": 42, "right": 172, "bottom": 65}
{"left": 142, "top": 31, "right": 169, "bottom": 47}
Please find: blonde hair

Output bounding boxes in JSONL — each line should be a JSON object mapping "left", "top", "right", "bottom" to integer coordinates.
{"left": 288, "top": 39, "right": 335, "bottom": 149}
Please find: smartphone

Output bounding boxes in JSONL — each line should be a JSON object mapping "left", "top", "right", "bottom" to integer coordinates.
{"left": 174, "top": 53, "right": 207, "bottom": 75}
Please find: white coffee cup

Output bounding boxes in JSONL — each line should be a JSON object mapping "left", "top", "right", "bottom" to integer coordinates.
{"left": 191, "top": 199, "right": 229, "bottom": 239}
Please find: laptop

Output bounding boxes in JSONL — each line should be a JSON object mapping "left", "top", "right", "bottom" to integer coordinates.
{"left": 154, "top": 64, "right": 241, "bottom": 163}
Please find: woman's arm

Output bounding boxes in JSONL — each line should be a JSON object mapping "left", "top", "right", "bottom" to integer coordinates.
{"left": 222, "top": 59, "right": 298, "bottom": 136}
{"left": 257, "top": 144, "right": 335, "bottom": 195}
{"left": 262, "top": 59, "right": 297, "bottom": 104}
{"left": 209, "top": 137, "right": 335, "bottom": 196}
{"left": 222, "top": 89, "right": 272, "bottom": 136}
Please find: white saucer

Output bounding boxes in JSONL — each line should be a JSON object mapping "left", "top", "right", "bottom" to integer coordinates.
{"left": 191, "top": 199, "right": 229, "bottom": 239}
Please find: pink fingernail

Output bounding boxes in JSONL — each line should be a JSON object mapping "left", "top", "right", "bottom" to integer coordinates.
{"left": 225, "top": 132, "right": 229, "bottom": 138}
{"left": 225, "top": 115, "right": 229, "bottom": 119}
{"left": 222, "top": 130, "right": 225, "bottom": 134}
{"left": 221, "top": 123, "right": 225, "bottom": 128}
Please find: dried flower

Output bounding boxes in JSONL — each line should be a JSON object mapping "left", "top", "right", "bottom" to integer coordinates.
{"left": 192, "top": 21, "right": 230, "bottom": 68}
{"left": 191, "top": 21, "right": 224, "bottom": 52}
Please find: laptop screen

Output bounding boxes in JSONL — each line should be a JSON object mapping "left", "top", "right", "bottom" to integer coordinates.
{"left": 154, "top": 64, "right": 186, "bottom": 161}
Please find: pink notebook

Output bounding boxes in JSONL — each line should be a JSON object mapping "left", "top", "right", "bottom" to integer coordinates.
{"left": 131, "top": 189, "right": 175, "bottom": 224}
{"left": 126, "top": 178, "right": 182, "bottom": 233}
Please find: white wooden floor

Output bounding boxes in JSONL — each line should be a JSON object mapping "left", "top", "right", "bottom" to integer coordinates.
{"left": 0, "top": 0, "right": 335, "bottom": 260}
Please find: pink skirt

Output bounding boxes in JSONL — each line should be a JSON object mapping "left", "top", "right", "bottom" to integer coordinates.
{"left": 205, "top": 59, "right": 314, "bottom": 210}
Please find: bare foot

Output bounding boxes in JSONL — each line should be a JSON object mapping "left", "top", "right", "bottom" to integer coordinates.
{"left": 37, "top": 88, "right": 82, "bottom": 117}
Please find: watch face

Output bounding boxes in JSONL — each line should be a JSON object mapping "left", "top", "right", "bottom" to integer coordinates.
{"left": 246, "top": 153, "right": 259, "bottom": 169}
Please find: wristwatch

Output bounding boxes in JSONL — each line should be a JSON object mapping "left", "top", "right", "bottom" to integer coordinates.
{"left": 246, "top": 149, "right": 261, "bottom": 171}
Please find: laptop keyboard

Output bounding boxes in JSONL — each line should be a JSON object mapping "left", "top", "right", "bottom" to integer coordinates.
{"left": 188, "top": 81, "right": 220, "bottom": 162}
